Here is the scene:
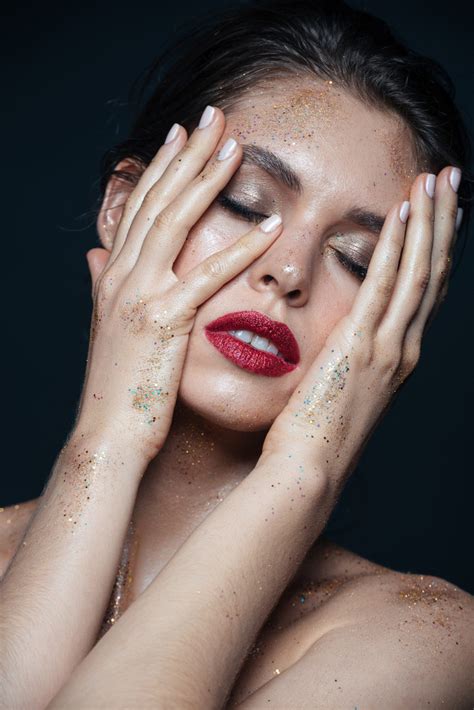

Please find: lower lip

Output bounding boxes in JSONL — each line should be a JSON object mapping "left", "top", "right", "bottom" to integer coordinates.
{"left": 204, "top": 330, "right": 297, "bottom": 377}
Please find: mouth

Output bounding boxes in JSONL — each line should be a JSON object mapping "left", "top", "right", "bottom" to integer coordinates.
{"left": 204, "top": 310, "right": 300, "bottom": 377}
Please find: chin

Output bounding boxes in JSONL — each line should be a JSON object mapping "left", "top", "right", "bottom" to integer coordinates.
{"left": 177, "top": 364, "right": 284, "bottom": 432}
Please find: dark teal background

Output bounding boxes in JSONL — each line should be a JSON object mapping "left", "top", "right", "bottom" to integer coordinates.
{"left": 3, "top": 1, "right": 473, "bottom": 592}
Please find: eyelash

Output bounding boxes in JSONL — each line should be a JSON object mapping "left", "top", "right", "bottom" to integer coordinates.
{"left": 217, "top": 194, "right": 368, "bottom": 281}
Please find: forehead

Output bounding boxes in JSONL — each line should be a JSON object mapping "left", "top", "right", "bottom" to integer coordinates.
{"left": 226, "top": 77, "right": 418, "bottom": 208}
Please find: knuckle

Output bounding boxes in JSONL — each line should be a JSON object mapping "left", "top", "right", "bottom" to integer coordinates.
{"left": 412, "top": 267, "right": 431, "bottom": 292}
{"left": 152, "top": 209, "right": 175, "bottom": 230}
{"left": 375, "top": 273, "right": 394, "bottom": 298}
{"left": 143, "top": 188, "right": 160, "bottom": 207}
{"left": 200, "top": 257, "right": 226, "bottom": 278}
{"left": 401, "top": 341, "right": 421, "bottom": 373}
{"left": 446, "top": 204, "right": 458, "bottom": 222}
{"left": 378, "top": 346, "right": 401, "bottom": 376}
{"left": 434, "top": 257, "right": 450, "bottom": 284}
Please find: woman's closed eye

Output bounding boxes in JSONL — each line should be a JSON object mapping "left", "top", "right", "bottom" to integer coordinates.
{"left": 217, "top": 194, "right": 269, "bottom": 224}
{"left": 329, "top": 233, "right": 372, "bottom": 281}
{"left": 217, "top": 194, "right": 371, "bottom": 281}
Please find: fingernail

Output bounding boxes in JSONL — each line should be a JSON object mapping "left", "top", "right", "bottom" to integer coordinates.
{"left": 164, "top": 123, "right": 180, "bottom": 144}
{"left": 425, "top": 174, "right": 436, "bottom": 198}
{"left": 198, "top": 105, "right": 216, "bottom": 129}
{"left": 449, "top": 167, "right": 462, "bottom": 193}
{"left": 217, "top": 138, "right": 238, "bottom": 161}
{"left": 260, "top": 214, "right": 282, "bottom": 233}
{"left": 399, "top": 201, "right": 410, "bottom": 224}
{"left": 456, "top": 206, "right": 463, "bottom": 231}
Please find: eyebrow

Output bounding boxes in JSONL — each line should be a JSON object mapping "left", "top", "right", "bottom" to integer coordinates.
{"left": 241, "top": 144, "right": 386, "bottom": 237}
{"left": 241, "top": 144, "right": 303, "bottom": 194}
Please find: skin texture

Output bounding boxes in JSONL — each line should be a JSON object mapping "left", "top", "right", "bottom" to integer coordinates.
{"left": 1, "top": 77, "right": 472, "bottom": 708}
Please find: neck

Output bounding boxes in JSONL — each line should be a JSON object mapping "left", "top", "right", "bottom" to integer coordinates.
{"left": 130, "top": 399, "right": 267, "bottom": 589}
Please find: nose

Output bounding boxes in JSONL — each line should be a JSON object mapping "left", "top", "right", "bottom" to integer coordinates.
{"left": 246, "top": 240, "right": 312, "bottom": 307}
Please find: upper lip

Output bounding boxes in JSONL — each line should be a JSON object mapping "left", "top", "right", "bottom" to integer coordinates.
{"left": 205, "top": 310, "right": 300, "bottom": 364}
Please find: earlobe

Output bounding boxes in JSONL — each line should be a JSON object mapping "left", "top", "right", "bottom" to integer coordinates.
{"left": 86, "top": 248, "right": 110, "bottom": 292}
{"left": 96, "top": 160, "right": 141, "bottom": 251}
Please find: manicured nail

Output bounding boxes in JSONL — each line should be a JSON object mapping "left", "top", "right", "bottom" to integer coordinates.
{"left": 455, "top": 207, "right": 463, "bottom": 231}
{"left": 198, "top": 105, "right": 216, "bottom": 129}
{"left": 449, "top": 167, "right": 462, "bottom": 193}
{"left": 164, "top": 123, "right": 180, "bottom": 144}
{"left": 260, "top": 214, "right": 282, "bottom": 233}
{"left": 425, "top": 174, "right": 436, "bottom": 198}
{"left": 399, "top": 201, "right": 410, "bottom": 224}
{"left": 217, "top": 138, "right": 238, "bottom": 161}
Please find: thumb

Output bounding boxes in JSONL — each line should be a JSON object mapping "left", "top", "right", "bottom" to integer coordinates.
{"left": 86, "top": 248, "right": 110, "bottom": 292}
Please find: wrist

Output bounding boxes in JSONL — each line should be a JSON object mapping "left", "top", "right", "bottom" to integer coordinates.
{"left": 64, "top": 420, "right": 152, "bottom": 479}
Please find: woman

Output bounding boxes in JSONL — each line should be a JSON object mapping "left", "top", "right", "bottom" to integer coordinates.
{"left": 1, "top": 0, "right": 473, "bottom": 707}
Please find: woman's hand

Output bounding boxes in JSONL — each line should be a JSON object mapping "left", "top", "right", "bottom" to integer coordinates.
{"left": 76, "top": 107, "right": 282, "bottom": 464}
{"left": 260, "top": 166, "right": 460, "bottom": 494}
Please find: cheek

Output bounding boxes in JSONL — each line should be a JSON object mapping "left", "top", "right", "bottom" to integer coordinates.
{"left": 172, "top": 210, "right": 245, "bottom": 278}
{"left": 298, "top": 259, "right": 358, "bottom": 366}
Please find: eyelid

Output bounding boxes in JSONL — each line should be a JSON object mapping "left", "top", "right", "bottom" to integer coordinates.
{"left": 217, "top": 194, "right": 269, "bottom": 222}
{"left": 330, "top": 232, "right": 374, "bottom": 261}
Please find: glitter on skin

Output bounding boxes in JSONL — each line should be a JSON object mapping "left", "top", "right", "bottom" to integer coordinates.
{"left": 125, "top": 311, "right": 180, "bottom": 424}
{"left": 58, "top": 447, "right": 108, "bottom": 532}
{"left": 97, "top": 518, "right": 138, "bottom": 640}
{"left": 293, "top": 353, "right": 351, "bottom": 428}
{"left": 231, "top": 78, "right": 345, "bottom": 151}
{"left": 120, "top": 296, "right": 149, "bottom": 335}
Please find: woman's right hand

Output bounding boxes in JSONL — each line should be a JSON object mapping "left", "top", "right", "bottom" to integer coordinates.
{"left": 76, "top": 107, "right": 283, "bottom": 464}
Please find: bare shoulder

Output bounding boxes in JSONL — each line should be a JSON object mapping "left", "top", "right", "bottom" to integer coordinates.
{"left": 0, "top": 497, "right": 41, "bottom": 578}
{"left": 229, "top": 540, "right": 474, "bottom": 708}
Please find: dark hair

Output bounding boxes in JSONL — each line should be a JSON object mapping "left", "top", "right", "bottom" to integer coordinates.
{"left": 97, "top": 0, "right": 472, "bottom": 271}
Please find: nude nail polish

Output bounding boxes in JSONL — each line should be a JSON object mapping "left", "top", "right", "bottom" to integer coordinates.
{"left": 260, "top": 214, "right": 282, "bottom": 233}
{"left": 449, "top": 167, "right": 462, "bottom": 193}
{"left": 198, "top": 105, "right": 216, "bottom": 129}
{"left": 164, "top": 123, "right": 180, "bottom": 144}
{"left": 399, "top": 201, "right": 410, "bottom": 223}
{"left": 217, "top": 138, "right": 238, "bottom": 161}
{"left": 425, "top": 174, "right": 436, "bottom": 198}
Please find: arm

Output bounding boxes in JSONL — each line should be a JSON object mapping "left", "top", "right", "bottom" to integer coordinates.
{"left": 0, "top": 431, "right": 146, "bottom": 710}
{"left": 1, "top": 107, "right": 283, "bottom": 710}
{"left": 46, "top": 455, "right": 336, "bottom": 710}
{"left": 47, "top": 165, "right": 461, "bottom": 709}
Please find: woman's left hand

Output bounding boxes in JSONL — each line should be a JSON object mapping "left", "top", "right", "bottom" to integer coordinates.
{"left": 259, "top": 167, "right": 460, "bottom": 496}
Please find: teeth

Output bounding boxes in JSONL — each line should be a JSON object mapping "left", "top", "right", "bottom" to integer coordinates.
{"left": 232, "top": 329, "right": 253, "bottom": 344}
{"left": 228, "top": 330, "right": 284, "bottom": 359}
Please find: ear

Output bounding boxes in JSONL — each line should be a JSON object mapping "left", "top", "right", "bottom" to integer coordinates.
{"left": 96, "top": 159, "right": 143, "bottom": 251}
{"left": 87, "top": 159, "right": 143, "bottom": 291}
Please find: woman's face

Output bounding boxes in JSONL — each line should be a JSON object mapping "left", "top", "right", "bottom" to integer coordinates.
{"left": 168, "top": 77, "right": 418, "bottom": 431}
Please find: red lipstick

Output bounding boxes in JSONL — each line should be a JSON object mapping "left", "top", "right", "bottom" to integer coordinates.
{"left": 204, "top": 311, "right": 300, "bottom": 377}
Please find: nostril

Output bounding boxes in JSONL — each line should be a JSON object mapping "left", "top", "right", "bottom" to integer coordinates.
{"left": 288, "top": 289, "right": 301, "bottom": 299}
{"left": 262, "top": 275, "right": 273, "bottom": 284}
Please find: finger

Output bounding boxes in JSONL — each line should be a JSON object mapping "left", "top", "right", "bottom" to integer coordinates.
{"left": 349, "top": 200, "right": 409, "bottom": 336}
{"left": 108, "top": 123, "right": 187, "bottom": 265}
{"left": 114, "top": 106, "right": 228, "bottom": 270}
{"left": 405, "top": 166, "right": 461, "bottom": 338}
{"left": 178, "top": 214, "right": 284, "bottom": 309}
{"left": 135, "top": 137, "right": 243, "bottom": 277}
{"left": 379, "top": 172, "right": 436, "bottom": 347}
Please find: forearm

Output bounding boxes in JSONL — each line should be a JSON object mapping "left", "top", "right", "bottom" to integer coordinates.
{"left": 47, "top": 454, "right": 337, "bottom": 709}
{"left": 0, "top": 423, "right": 148, "bottom": 710}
